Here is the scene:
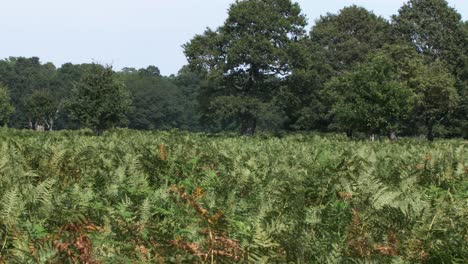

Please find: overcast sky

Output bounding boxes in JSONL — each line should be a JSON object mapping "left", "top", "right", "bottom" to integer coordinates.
{"left": 1, "top": 0, "right": 466, "bottom": 75}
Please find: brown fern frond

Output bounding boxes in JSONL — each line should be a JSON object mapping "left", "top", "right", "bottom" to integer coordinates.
{"left": 338, "top": 191, "right": 353, "bottom": 200}
{"left": 159, "top": 144, "right": 167, "bottom": 161}
{"left": 346, "top": 209, "right": 372, "bottom": 257}
{"left": 169, "top": 185, "right": 214, "bottom": 225}
{"left": 374, "top": 231, "right": 399, "bottom": 256}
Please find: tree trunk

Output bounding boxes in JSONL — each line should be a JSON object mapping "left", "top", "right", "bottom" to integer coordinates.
{"left": 95, "top": 128, "right": 103, "bottom": 136}
{"left": 240, "top": 115, "right": 256, "bottom": 136}
{"left": 388, "top": 131, "right": 398, "bottom": 141}
{"left": 28, "top": 117, "right": 34, "bottom": 130}
{"left": 44, "top": 118, "right": 52, "bottom": 131}
{"left": 346, "top": 129, "right": 353, "bottom": 139}
{"left": 427, "top": 122, "right": 434, "bottom": 141}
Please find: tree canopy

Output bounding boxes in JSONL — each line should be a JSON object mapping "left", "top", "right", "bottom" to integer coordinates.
{"left": 184, "top": 0, "right": 307, "bottom": 135}
{"left": 68, "top": 64, "right": 131, "bottom": 135}
{"left": 329, "top": 49, "right": 415, "bottom": 137}
{"left": 0, "top": 0, "right": 466, "bottom": 140}
{"left": 0, "top": 84, "right": 14, "bottom": 126}
{"left": 24, "top": 90, "right": 59, "bottom": 130}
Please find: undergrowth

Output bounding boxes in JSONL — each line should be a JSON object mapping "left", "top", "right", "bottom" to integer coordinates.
{"left": 0, "top": 128, "right": 466, "bottom": 263}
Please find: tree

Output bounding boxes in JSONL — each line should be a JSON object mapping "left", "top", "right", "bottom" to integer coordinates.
{"left": 50, "top": 63, "right": 93, "bottom": 130}
{"left": 410, "top": 62, "right": 459, "bottom": 141}
{"left": 280, "top": 40, "right": 335, "bottom": 131}
{"left": 0, "top": 57, "right": 56, "bottom": 128}
{"left": 329, "top": 50, "right": 415, "bottom": 138}
{"left": 184, "top": 0, "right": 307, "bottom": 135}
{"left": 285, "top": 6, "right": 390, "bottom": 132}
{"left": 68, "top": 64, "right": 131, "bottom": 135}
{"left": 329, "top": 43, "right": 459, "bottom": 141}
{"left": 310, "top": 6, "right": 391, "bottom": 74}
{"left": 119, "top": 68, "right": 188, "bottom": 130}
{"left": 173, "top": 66, "right": 203, "bottom": 131}
{"left": 138, "top": 65, "right": 161, "bottom": 77}
{"left": 24, "top": 90, "right": 59, "bottom": 130}
{"left": 0, "top": 84, "right": 14, "bottom": 126}
{"left": 392, "top": 0, "right": 467, "bottom": 138}
{"left": 392, "top": 0, "right": 466, "bottom": 66}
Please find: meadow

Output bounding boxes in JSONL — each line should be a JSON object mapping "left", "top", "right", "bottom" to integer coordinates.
{"left": 0, "top": 128, "right": 466, "bottom": 263}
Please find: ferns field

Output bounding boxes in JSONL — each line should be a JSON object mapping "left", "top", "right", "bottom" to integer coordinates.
{"left": 0, "top": 128, "right": 466, "bottom": 263}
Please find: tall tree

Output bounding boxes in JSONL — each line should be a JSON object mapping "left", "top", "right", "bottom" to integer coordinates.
{"left": 392, "top": 0, "right": 467, "bottom": 138}
{"left": 456, "top": 21, "right": 468, "bottom": 138}
{"left": 184, "top": 0, "right": 306, "bottom": 135}
{"left": 0, "top": 84, "right": 14, "bottom": 126}
{"left": 410, "top": 61, "right": 459, "bottom": 141}
{"left": 310, "top": 6, "right": 391, "bottom": 74}
{"left": 286, "top": 6, "right": 390, "bottom": 131}
{"left": 392, "top": 0, "right": 466, "bottom": 66}
{"left": 329, "top": 49, "right": 415, "bottom": 138}
{"left": 68, "top": 64, "right": 131, "bottom": 135}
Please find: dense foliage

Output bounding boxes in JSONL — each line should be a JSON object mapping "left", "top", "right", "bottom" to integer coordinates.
{"left": 0, "top": 128, "right": 466, "bottom": 263}
{"left": 0, "top": 0, "right": 465, "bottom": 140}
{"left": 68, "top": 65, "right": 131, "bottom": 135}
{"left": 184, "top": 0, "right": 306, "bottom": 135}
{"left": 0, "top": 85, "right": 13, "bottom": 126}
{"left": 0, "top": 1, "right": 465, "bottom": 263}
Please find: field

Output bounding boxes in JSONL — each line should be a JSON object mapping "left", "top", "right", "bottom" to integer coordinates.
{"left": 0, "top": 128, "right": 466, "bottom": 263}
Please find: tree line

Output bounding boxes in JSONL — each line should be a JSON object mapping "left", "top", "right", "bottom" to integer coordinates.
{"left": 0, "top": 61, "right": 201, "bottom": 133}
{"left": 0, "top": 0, "right": 467, "bottom": 140}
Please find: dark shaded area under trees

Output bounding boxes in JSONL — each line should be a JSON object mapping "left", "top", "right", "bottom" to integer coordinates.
{"left": 0, "top": 0, "right": 466, "bottom": 140}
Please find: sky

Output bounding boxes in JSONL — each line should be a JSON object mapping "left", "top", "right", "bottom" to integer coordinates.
{"left": 1, "top": 0, "right": 466, "bottom": 76}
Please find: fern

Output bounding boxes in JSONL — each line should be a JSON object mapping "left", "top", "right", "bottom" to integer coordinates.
{"left": 0, "top": 129, "right": 465, "bottom": 262}
{"left": 0, "top": 188, "right": 24, "bottom": 227}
